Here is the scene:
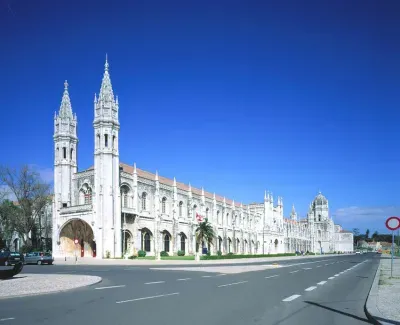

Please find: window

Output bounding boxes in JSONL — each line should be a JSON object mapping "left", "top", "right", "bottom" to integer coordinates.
{"left": 85, "top": 188, "right": 92, "bottom": 204}
{"left": 206, "top": 208, "right": 209, "bottom": 219}
{"left": 164, "top": 233, "right": 170, "bottom": 252}
{"left": 142, "top": 232, "right": 151, "bottom": 252}
{"left": 162, "top": 197, "right": 167, "bottom": 214}
{"left": 63, "top": 147, "right": 66, "bottom": 159}
{"left": 121, "top": 186, "right": 129, "bottom": 208}
{"left": 180, "top": 233, "right": 186, "bottom": 251}
{"left": 104, "top": 134, "right": 108, "bottom": 147}
{"left": 141, "top": 192, "right": 147, "bottom": 210}
{"left": 96, "top": 134, "right": 100, "bottom": 148}
{"left": 178, "top": 201, "right": 183, "bottom": 217}
{"left": 70, "top": 148, "right": 74, "bottom": 161}
{"left": 62, "top": 203, "right": 67, "bottom": 208}
{"left": 56, "top": 147, "right": 59, "bottom": 159}
{"left": 113, "top": 135, "right": 116, "bottom": 148}
{"left": 318, "top": 214, "right": 321, "bottom": 222}
{"left": 217, "top": 210, "right": 220, "bottom": 224}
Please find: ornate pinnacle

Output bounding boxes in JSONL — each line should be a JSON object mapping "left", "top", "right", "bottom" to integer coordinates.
{"left": 64, "top": 80, "right": 68, "bottom": 90}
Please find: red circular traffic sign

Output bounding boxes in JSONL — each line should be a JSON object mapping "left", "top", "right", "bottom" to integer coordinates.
{"left": 385, "top": 216, "right": 400, "bottom": 231}
{"left": 74, "top": 239, "right": 79, "bottom": 244}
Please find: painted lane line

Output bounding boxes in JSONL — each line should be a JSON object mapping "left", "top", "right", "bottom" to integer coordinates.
{"left": 325, "top": 264, "right": 329, "bottom": 266}
{"left": 116, "top": 292, "right": 179, "bottom": 304}
{"left": 202, "top": 275, "right": 212, "bottom": 278}
{"left": 95, "top": 285, "right": 126, "bottom": 290}
{"left": 305, "top": 286, "right": 317, "bottom": 291}
{"left": 334, "top": 274, "right": 340, "bottom": 277}
{"left": 218, "top": 281, "right": 248, "bottom": 288}
{"left": 328, "top": 277, "right": 335, "bottom": 279}
{"left": 316, "top": 265, "right": 322, "bottom": 268}
{"left": 290, "top": 270, "right": 300, "bottom": 274}
{"left": 216, "top": 274, "right": 227, "bottom": 276}
{"left": 145, "top": 281, "right": 165, "bottom": 285}
{"left": 0, "top": 318, "right": 15, "bottom": 322}
{"left": 317, "top": 281, "right": 327, "bottom": 285}
{"left": 265, "top": 275, "right": 279, "bottom": 279}
{"left": 176, "top": 278, "right": 191, "bottom": 281}
{"left": 303, "top": 268, "right": 312, "bottom": 270}
{"left": 282, "top": 294, "right": 301, "bottom": 302}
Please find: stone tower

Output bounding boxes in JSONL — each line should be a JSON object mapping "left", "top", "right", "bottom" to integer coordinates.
{"left": 53, "top": 80, "right": 78, "bottom": 209}
{"left": 93, "top": 56, "right": 122, "bottom": 258}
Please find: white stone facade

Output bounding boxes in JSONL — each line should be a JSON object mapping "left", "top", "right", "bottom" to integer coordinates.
{"left": 52, "top": 58, "right": 354, "bottom": 259}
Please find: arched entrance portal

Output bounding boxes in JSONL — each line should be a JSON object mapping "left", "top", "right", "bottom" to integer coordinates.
{"left": 123, "top": 231, "right": 133, "bottom": 256}
{"left": 59, "top": 219, "right": 96, "bottom": 258}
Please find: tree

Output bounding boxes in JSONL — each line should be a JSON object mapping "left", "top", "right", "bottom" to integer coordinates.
{"left": 365, "top": 229, "right": 370, "bottom": 240}
{"left": 372, "top": 231, "right": 378, "bottom": 241}
{"left": 0, "top": 165, "right": 51, "bottom": 247}
{"left": 195, "top": 218, "right": 216, "bottom": 253}
{"left": 0, "top": 199, "right": 22, "bottom": 247}
{"left": 353, "top": 228, "right": 360, "bottom": 237}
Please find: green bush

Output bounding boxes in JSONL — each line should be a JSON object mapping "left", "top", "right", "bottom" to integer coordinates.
{"left": 128, "top": 255, "right": 137, "bottom": 259}
{"left": 177, "top": 250, "right": 185, "bottom": 256}
{"left": 160, "top": 251, "right": 169, "bottom": 257}
{"left": 105, "top": 250, "right": 111, "bottom": 258}
{"left": 217, "top": 250, "right": 222, "bottom": 256}
{"left": 138, "top": 250, "right": 146, "bottom": 257}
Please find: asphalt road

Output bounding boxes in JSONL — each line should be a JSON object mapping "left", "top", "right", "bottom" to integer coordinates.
{"left": 0, "top": 253, "right": 379, "bottom": 325}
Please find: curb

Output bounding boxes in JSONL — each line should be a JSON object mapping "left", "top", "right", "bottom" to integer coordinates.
{"left": 364, "top": 259, "right": 400, "bottom": 325}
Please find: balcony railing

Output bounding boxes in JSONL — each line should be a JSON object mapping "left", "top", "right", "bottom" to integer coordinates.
{"left": 60, "top": 204, "right": 93, "bottom": 215}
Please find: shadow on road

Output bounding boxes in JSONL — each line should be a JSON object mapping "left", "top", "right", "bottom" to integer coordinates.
{"left": 303, "top": 301, "right": 373, "bottom": 324}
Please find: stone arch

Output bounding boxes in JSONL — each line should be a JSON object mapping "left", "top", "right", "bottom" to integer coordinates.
{"left": 179, "top": 232, "right": 187, "bottom": 252}
{"left": 122, "top": 229, "right": 133, "bottom": 256}
{"left": 120, "top": 184, "right": 131, "bottom": 208}
{"left": 162, "top": 230, "right": 172, "bottom": 252}
{"left": 59, "top": 219, "right": 96, "bottom": 257}
{"left": 140, "top": 228, "right": 152, "bottom": 252}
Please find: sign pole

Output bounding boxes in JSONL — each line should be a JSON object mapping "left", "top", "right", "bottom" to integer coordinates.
{"left": 391, "top": 230, "right": 394, "bottom": 278}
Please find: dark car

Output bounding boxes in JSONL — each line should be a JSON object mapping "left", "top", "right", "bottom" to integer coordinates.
{"left": 0, "top": 250, "right": 25, "bottom": 266}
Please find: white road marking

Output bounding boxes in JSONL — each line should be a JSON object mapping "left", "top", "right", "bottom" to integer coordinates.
{"left": 328, "top": 277, "right": 335, "bottom": 279}
{"left": 0, "top": 318, "right": 15, "bottom": 322}
{"left": 216, "top": 274, "right": 227, "bottom": 276}
{"left": 95, "top": 285, "right": 126, "bottom": 290}
{"left": 317, "top": 281, "right": 327, "bottom": 285}
{"left": 325, "top": 264, "right": 329, "bottom": 266}
{"left": 218, "top": 281, "right": 248, "bottom": 288}
{"left": 334, "top": 274, "right": 340, "bottom": 277}
{"left": 265, "top": 275, "right": 279, "bottom": 279}
{"left": 303, "top": 268, "right": 312, "bottom": 270}
{"left": 290, "top": 270, "right": 300, "bottom": 273}
{"left": 316, "top": 265, "right": 322, "bottom": 268}
{"left": 202, "top": 275, "right": 212, "bottom": 278}
{"left": 116, "top": 292, "right": 179, "bottom": 304}
{"left": 176, "top": 278, "right": 191, "bottom": 281}
{"left": 305, "top": 286, "right": 317, "bottom": 291}
{"left": 145, "top": 281, "right": 165, "bottom": 285}
{"left": 282, "top": 294, "right": 301, "bottom": 302}
{"left": 339, "top": 272, "right": 344, "bottom": 274}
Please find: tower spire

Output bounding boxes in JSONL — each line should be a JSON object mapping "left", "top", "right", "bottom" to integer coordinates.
{"left": 58, "top": 80, "right": 73, "bottom": 119}
{"left": 99, "top": 55, "right": 115, "bottom": 104}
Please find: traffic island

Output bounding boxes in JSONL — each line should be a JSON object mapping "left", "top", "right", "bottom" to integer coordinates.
{"left": 0, "top": 273, "right": 102, "bottom": 299}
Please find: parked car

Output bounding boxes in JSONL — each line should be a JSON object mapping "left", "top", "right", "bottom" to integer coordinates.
{"left": 0, "top": 250, "right": 25, "bottom": 266}
{"left": 24, "top": 252, "right": 54, "bottom": 265}
{"left": 355, "top": 251, "right": 361, "bottom": 254}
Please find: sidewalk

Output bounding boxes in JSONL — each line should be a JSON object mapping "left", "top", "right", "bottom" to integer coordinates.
{"left": 54, "top": 253, "right": 349, "bottom": 266}
{"left": 366, "top": 254, "right": 400, "bottom": 325}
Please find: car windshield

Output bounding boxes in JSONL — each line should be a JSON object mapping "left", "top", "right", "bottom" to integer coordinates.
{"left": 10, "top": 253, "right": 20, "bottom": 256}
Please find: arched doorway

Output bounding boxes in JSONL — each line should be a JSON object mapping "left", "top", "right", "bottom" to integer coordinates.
{"left": 59, "top": 219, "right": 95, "bottom": 257}
{"left": 123, "top": 230, "right": 133, "bottom": 256}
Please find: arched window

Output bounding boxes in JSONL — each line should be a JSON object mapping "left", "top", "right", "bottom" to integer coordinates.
{"left": 79, "top": 184, "right": 92, "bottom": 205}
{"left": 180, "top": 233, "right": 186, "bottom": 251}
{"left": 96, "top": 134, "right": 100, "bottom": 148}
{"left": 70, "top": 148, "right": 74, "bottom": 161}
{"left": 63, "top": 147, "right": 66, "bottom": 159}
{"left": 112, "top": 135, "right": 116, "bottom": 148}
{"left": 162, "top": 197, "right": 167, "bottom": 214}
{"left": 217, "top": 210, "right": 220, "bottom": 224}
{"left": 228, "top": 238, "right": 232, "bottom": 253}
{"left": 218, "top": 236, "right": 222, "bottom": 252}
{"left": 141, "top": 192, "right": 147, "bottom": 210}
{"left": 178, "top": 201, "right": 183, "bottom": 217}
{"left": 206, "top": 207, "right": 209, "bottom": 219}
{"left": 121, "top": 186, "right": 129, "bottom": 208}
{"left": 56, "top": 147, "right": 59, "bottom": 159}
{"left": 318, "top": 214, "right": 321, "bottom": 222}
{"left": 104, "top": 134, "right": 108, "bottom": 147}
{"left": 141, "top": 230, "right": 151, "bottom": 252}
{"left": 164, "top": 232, "right": 170, "bottom": 252}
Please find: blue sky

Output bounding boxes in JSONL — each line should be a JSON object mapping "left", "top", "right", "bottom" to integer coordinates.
{"left": 1, "top": 0, "right": 399, "bottom": 234}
